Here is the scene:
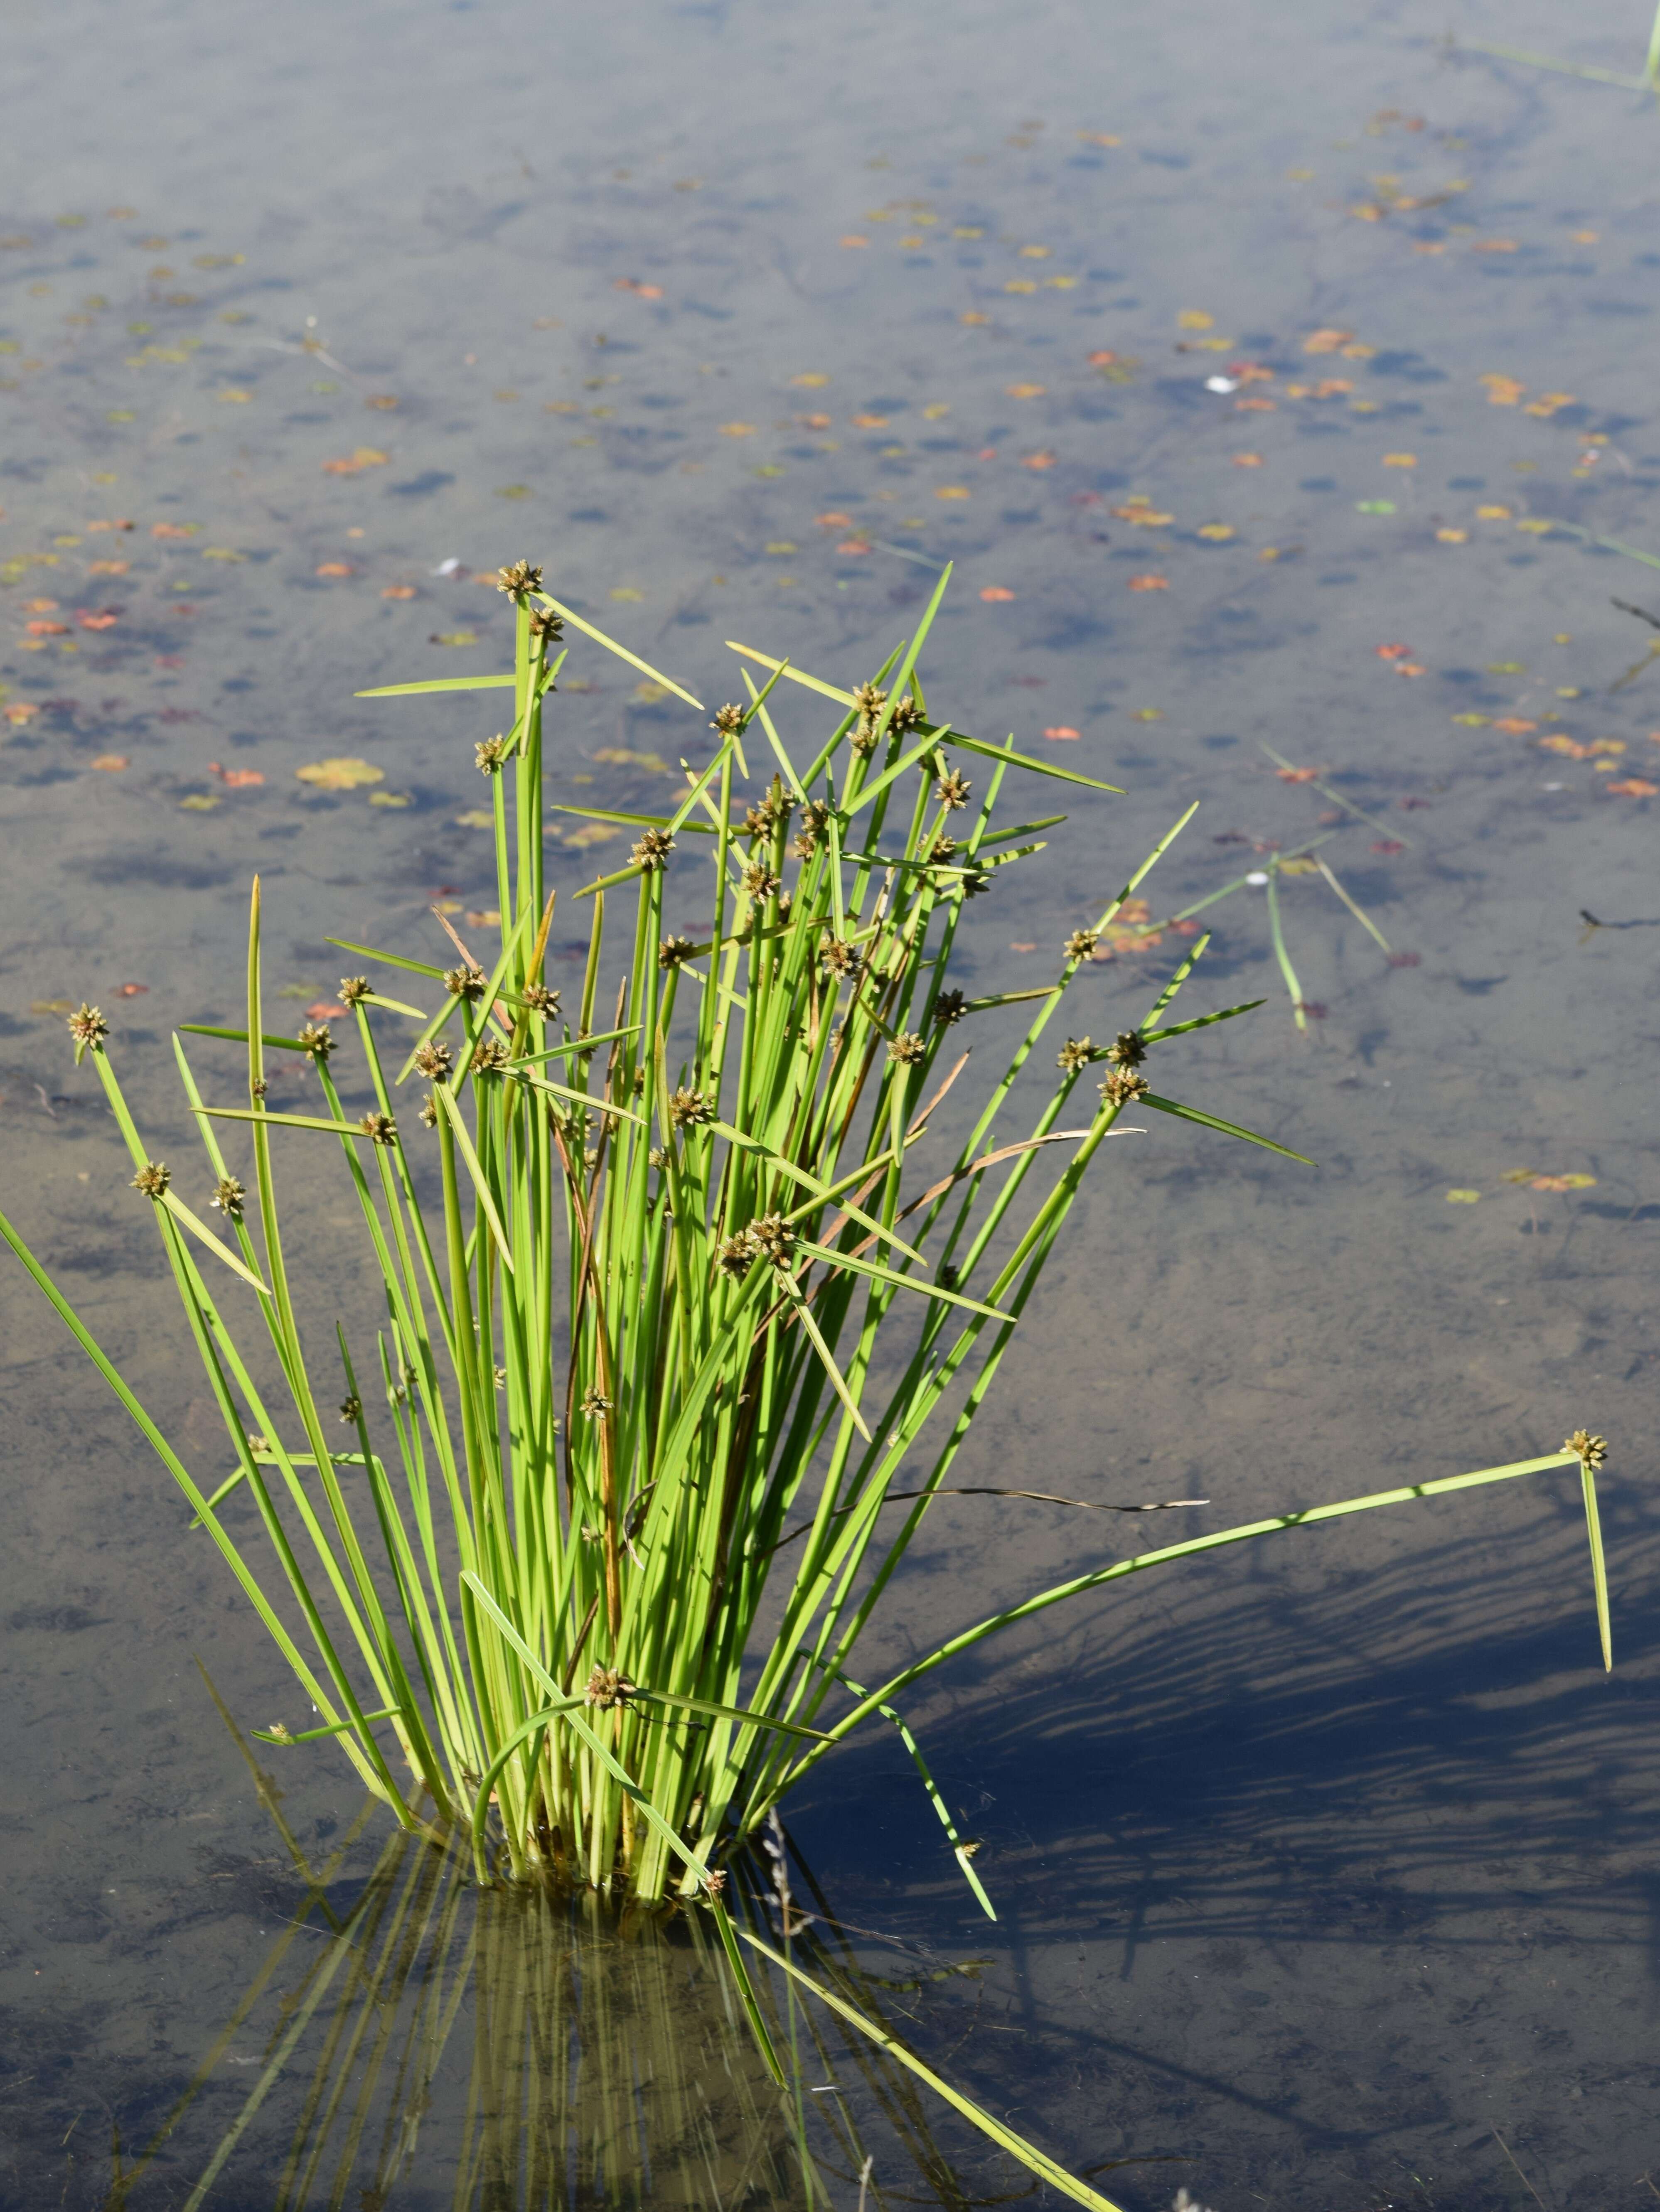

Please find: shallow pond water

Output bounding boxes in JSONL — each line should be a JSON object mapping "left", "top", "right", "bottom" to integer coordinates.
{"left": 2, "top": 1, "right": 1658, "bottom": 2205}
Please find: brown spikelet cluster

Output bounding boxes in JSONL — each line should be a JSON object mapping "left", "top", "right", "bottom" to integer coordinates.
{"left": 496, "top": 559, "right": 543, "bottom": 600}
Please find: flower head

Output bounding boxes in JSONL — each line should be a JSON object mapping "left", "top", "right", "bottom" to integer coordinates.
{"left": 444, "top": 962, "right": 487, "bottom": 1003}
{"left": 669, "top": 1086, "right": 714, "bottom": 1128}
{"left": 933, "top": 988, "right": 966, "bottom": 1026}
{"left": 496, "top": 559, "right": 543, "bottom": 600}
{"left": 529, "top": 606, "right": 563, "bottom": 644}
{"left": 887, "top": 1032, "right": 926, "bottom": 1066}
{"left": 1099, "top": 1069, "right": 1148, "bottom": 1110}
{"left": 339, "top": 975, "right": 371, "bottom": 1007}
{"left": 585, "top": 1665, "right": 636, "bottom": 1709}
{"left": 1064, "top": 929, "right": 1099, "bottom": 963}
{"left": 742, "top": 861, "right": 781, "bottom": 901}
{"left": 418, "top": 1094, "right": 439, "bottom": 1128}
{"left": 935, "top": 769, "right": 972, "bottom": 811}
{"left": 210, "top": 1175, "right": 246, "bottom": 1222}
{"left": 711, "top": 703, "right": 745, "bottom": 736}
{"left": 359, "top": 1110, "right": 398, "bottom": 1147}
{"left": 339, "top": 1394, "right": 362, "bottom": 1424}
{"left": 821, "top": 936, "right": 861, "bottom": 979}
{"left": 1106, "top": 1030, "right": 1147, "bottom": 1069}
{"left": 1564, "top": 1429, "right": 1608, "bottom": 1470}
{"left": 744, "top": 1212, "right": 795, "bottom": 1265}
{"left": 475, "top": 737, "right": 508, "bottom": 774}
{"left": 632, "top": 827, "right": 675, "bottom": 872}
{"left": 67, "top": 1002, "right": 109, "bottom": 1062}
{"left": 298, "top": 1021, "right": 333, "bottom": 1062}
{"left": 132, "top": 1160, "right": 171, "bottom": 1199}
{"left": 414, "top": 1040, "right": 453, "bottom": 1082}
{"left": 580, "top": 1386, "right": 612, "bottom": 1419}
{"left": 715, "top": 1234, "right": 752, "bottom": 1279}
{"left": 470, "top": 1036, "right": 510, "bottom": 1074}
{"left": 1057, "top": 1036, "right": 1093, "bottom": 1075}
{"left": 521, "top": 982, "right": 560, "bottom": 1014}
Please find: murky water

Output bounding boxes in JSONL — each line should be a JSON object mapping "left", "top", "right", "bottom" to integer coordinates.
{"left": 3, "top": 0, "right": 1659, "bottom": 2205}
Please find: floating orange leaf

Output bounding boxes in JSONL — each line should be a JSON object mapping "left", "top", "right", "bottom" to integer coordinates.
{"left": 851, "top": 413, "right": 889, "bottom": 428}
{"left": 1607, "top": 778, "right": 1658, "bottom": 797}
{"left": 76, "top": 609, "right": 118, "bottom": 629}
{"left": 1276, "top": 766, "right": 1320, "bottom": 783}
{"left": 1232, "top": 452, "right": 1263, "bottom": 467}
{"left": 1303, "top": 328, "right": 1353, "bottom": 354}
{"left": 381, "top": 584, "right": 417, "bottom": 599}
{"left": 979, "top": 585, "right": 1015, "bottom": 601}
{"left": 718, "top": 422, "right": 757, "bottom": 437}
{"left": 1492, "top": 717, "right": 1537, "bottom": 734}
{"left": 1021, "top": 450, "right": 1056, "bottom": 470}
{"left": 1478, "top": 376, "right": 1524, "bottom": 406}
{"left": 1127, "top": 574, "right": 1169, "bottom": 592}
{"left": 1043, "top": 725, "right": 1080, "bottom": 740}
{"left": 935, "top": 486, "right": 971, "bottom": 501}
{"left": 816, "top": 511, "right": 853, "bottom": 528}
{"left": 1006, "top": 383, "right": 1047, "bottom": 398}
{"left": 209, "top": 762, "right": 265, "bottom": 787}
{"left": 89, "top": 753, "right": 128, "bottom": 771}
{"left": 89, "top": 558, "right": 130, "bottom": 574}
{"left": 364, "top": 394, "right": 398, "bottom": 410}
{"left": 3, "top": 703, "right": 39, "bottom": 724}
{"left": 840, "top": 235, "right": 869, "bottom": 248}
{"left": 27, "top": 620, "right": 68, "bottom": 636}
{"left": 315, "top": 562, "right": 354, "bottom": 577}
{"left": 836, "top": 539, "right": 872, "bottom": 554}
{"left": 1473, "top": 238, "right": 1518, "bottom": 253}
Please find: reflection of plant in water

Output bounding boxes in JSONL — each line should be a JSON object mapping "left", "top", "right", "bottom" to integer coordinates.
{"left": 111, "top": 1766, "right": 1019, "bottom": 2212}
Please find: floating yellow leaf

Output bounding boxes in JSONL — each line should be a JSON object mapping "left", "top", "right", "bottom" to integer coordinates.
{"left": 1445, "top": 1190, "right": 1481, "bottom": 1204}
{"left": 790, "top": 373, "right": 829, "bottom": 388}
{"left": 1196, "top": 523, "right": 1235, "bottom": 541}
{"left": 765, "top": 541, "right": 797, "bottom": 555}
{"left": 562, "top": 821, "right": 621, "bottom": 848}
{"left": 961, "top": 311, "right": 991, "bottom": 326}
{"left": 935, "top": 486, "right": 971, "bottom": 500}
{"left": 431, "top": 630, "right": 478, "bottom": 646}
{"left": 1019, "top": 244, "right": 1051, "bottom": 258}
{"left": 455, "top": 808, "right": 495, "bottom": 828}
{"left": 1177, "top": 309, "right": 1214, "bottom": 329}
{"left": 297, "top": 757, "right": 385, "bottom": 791}
{"left": 1437, "top": 528, "right": 1468, "bottom": 543}
{"left": 1382, "top": 452, "right": 1416, "bottom": 467}
{"left": 200, "top": 547, "right": 245, "bottom": 562}
{"left": 368, "top": 791, "right": 411, "bottom": 807}
{"left": 610, "top": 586, "right": 644, "bottom": 601}
{"left": 495, "top": 484, "right": 531, "bottom": 499}
{"left": 180, "top": 793, "right": 220, "bottom": 810}
{"left": 1476, "top": 504, "right": 1512, "bottom": 520}
{"left": 718, "top": 422, "right": 757, "bottom": 437}
{"left": 1003, "top": 279, "right": 1038, "bottom": 294}
{"left": 594, "top": 747, "right": 671, "bottom": 771}
{"left": 31, "top": 999, "right": 74, "bottom": 1016}
{"left": 1006, "top": 383, "right": 1047, "bottom": 399}
{"left": 631, "top": 682, "right": 671, "bottom": 703}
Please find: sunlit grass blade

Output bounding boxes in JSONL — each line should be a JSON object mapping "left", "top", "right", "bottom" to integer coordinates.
{"left": 1264, "top": 856, "right": 1307, "bottom": 1033}
{"left": 1314, "top": 856, "right": 1392, "bottom": 953}
{"left": 1579, "top": 1458, "right": 1613, "bottom": 1672}
{"left": 738, "top": 1931, "right": 1125, "bottom": 2212}
{"left": 533, "top": 592, "right": 703, "bottom": 710}
{"left": 157, "top": 1190, "right": 271, "bottom": 1294}
{"left": 1141, "top": 1095, "right": 1312, "bottom": 1164}
{"left": 355, "top": 673, "right": 517, "bottom": 696}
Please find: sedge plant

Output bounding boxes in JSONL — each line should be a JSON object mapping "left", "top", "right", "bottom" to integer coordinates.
{"left": 0, "top": 559, "right": 1616, "bottom": 1933}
